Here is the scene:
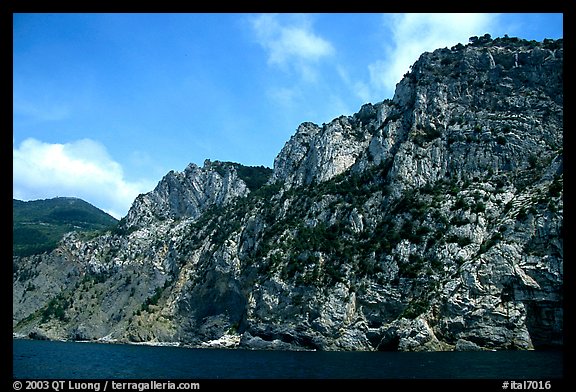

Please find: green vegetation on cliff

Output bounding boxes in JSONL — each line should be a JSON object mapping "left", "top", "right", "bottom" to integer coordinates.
{"left": 13, "top": 197, "right": 118, "bottom": 256}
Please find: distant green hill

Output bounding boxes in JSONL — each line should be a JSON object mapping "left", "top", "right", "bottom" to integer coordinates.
{"left": 13, "top": 197, "right": 118, "bottom": 257}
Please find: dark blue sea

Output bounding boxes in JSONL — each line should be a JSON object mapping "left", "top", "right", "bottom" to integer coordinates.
{"left": 13, "top": 339, "right": 563, "bottom": 382}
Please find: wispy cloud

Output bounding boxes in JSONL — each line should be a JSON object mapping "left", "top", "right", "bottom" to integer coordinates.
{"left": 267, "top": 86, "right": 301, "bottom": 109}
{"left": 13, "top": 98, "right": 71, "bottom": 123}
{"left": 13, "top": 138, "right": 155, "bottom": 219}
{"left": 249, "top": 13, "right": 335, "bottom": 80}
{"left": 336, "top": 65, "right": 372, "bottom": 104}
{"left": 368, "top": 13, "right": 498, "bottom": 97}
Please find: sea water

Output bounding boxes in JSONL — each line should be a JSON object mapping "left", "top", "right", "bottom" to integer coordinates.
{"left": 13, "top": 339, "right": 563, "bottom": 380}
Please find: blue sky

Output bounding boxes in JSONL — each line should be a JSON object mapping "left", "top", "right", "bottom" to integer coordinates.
{"left": 13, "top": 13, "right": 563, "bottom": 219}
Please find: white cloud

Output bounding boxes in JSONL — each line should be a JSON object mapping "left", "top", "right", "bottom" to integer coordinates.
{"left": 13, "top": 138, "right": 155, "bottom": 219}
{"left": 250, "top": 13, "right": 335, "bottom": 79}
{"left": 369, "top": 13, "right": 498, "bottom": 97}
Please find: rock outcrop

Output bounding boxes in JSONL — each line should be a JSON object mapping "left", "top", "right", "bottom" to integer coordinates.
{"left": 121, "top": 160, "right": 251, "bottom": 230}
{"left": 13, "top": 36, "right": 563, "bottom": 351}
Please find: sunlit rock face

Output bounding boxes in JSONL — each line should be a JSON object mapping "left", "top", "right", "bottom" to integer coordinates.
{"left": 122, "top": 160, "right": 250, "bottom": 230}
{"left": 14, "top": 37, "right": 563, "bottom": 351}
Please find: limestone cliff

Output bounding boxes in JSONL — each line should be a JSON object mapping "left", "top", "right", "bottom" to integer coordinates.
{"left": 121, "top": 160, "right": 252, "bottom": 230}
{"left": 13, "top": 36, "right": 563, "bottom": 351}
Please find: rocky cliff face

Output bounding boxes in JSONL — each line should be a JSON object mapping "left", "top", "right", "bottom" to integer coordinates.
{"left": 121, "top": 160, "right": 251, "bottom": 230}
{"left": 13, "top": 36, "right": 563, "bottom": 351}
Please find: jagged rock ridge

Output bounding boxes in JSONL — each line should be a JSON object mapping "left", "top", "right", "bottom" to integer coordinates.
{"left": 13, "top": 36, "right": 563, "bottom": 351}
{"left": 120, "top": 160, "right": 271, "bottom": 231}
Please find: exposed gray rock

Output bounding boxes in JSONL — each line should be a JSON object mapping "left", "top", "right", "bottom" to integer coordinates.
{"left": 455, "top": 339, "right": 484, "bottom": 351}
{"left": 13, "top": 37, "right": 562, "bottom": 352}
{"left": 122, "top": 160, "right": 250, "bottom": 230}
{"left": 271, "top": 116, "right": 371, "bottom": 189}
